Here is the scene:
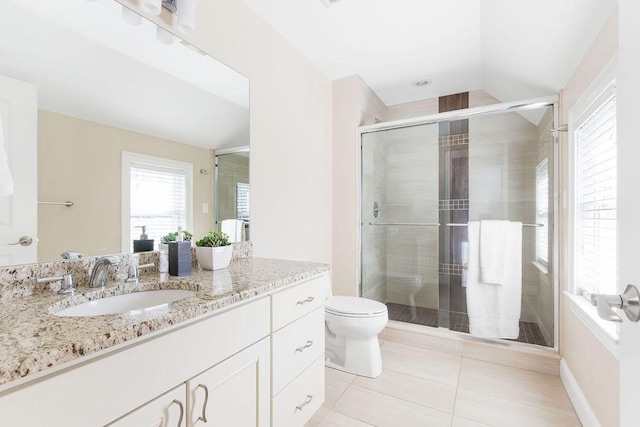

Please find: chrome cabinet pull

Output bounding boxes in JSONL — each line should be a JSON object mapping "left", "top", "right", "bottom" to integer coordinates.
{"left": 171, "top": 399, "right": 184, "bottom": 426}
{"left": 295, "top": 395, "right": 313, "bottom": 412}
{"left": 196, "top": 384, "right": 209, "bottom": 423}
{"left": 295, "top": 340, "right": 314, "bottom": 353}
{"left": 591, "top": 284, "right": 640, "bottom": 322}
{"left": 8, "top": 236, "right": 33, "bottom": 246}
{"left": 296, "top": 296, "right": 314, "bottom": 306}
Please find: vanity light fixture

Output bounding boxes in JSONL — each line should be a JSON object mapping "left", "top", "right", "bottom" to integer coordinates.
{"left": 141, "top": 0, "right": 197, "bottom": 34}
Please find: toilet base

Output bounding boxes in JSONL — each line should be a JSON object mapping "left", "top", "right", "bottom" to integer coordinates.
{"left": 325, "top": 336, "right": 383, "bottom": 378}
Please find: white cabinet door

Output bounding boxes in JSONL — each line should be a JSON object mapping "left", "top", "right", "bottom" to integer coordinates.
{"left": 186, "top": 337, "right": 270, "bottom": 427}
{"left": 107, "top": 384, "right": 187, "bottom": 427}
{"left": 0, "top": 74, "right": 37, "bottom": 266}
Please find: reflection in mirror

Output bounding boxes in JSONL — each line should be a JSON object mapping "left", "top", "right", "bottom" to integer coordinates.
{"left": 215, "top": 148, "right": 250, "bottom": 242}
{"left": 0, "top": 0, "right": 249, "bottom": 266}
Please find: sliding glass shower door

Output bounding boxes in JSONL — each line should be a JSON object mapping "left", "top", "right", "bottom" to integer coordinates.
{"left": 360, "top": 103, "right": 555, "bottom": 347}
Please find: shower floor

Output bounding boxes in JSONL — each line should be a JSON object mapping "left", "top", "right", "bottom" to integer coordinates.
{"left": 386, "top": 302, "right": 549, "bottom": 347}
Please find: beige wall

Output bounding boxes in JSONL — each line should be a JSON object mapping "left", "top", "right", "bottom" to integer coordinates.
{"left": 118, "top": 0, "right": 332, "bottom": 265}
{"left": 559, "top": 8, "right": 619, "bottom": 427}
{"left": 37, "top": 111, "right": 213, "bottom": 261}
{"left": 332, "top": 75, "right": 386, "bottom": 296}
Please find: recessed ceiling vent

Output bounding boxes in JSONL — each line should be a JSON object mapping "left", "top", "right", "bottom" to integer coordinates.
{"left": 320, "top": 0, "right": 341, "bottom": 8}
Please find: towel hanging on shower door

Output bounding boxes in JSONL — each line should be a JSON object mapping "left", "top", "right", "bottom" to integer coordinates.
{"left": 466, "top": 220, "right": 523, "bottom": 339}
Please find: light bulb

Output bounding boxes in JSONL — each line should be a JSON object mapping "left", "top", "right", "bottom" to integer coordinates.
{"left": 176, "top": 0, "right": 196, "bottom": 33}
{"left": 122, "top": 6, "right": 142, "bottom": 26}
{"left": 156, "top": 26, "right": 174, "bottom": 45}
{"left": 142, "top": 0, "right": 162, "bottom": 16}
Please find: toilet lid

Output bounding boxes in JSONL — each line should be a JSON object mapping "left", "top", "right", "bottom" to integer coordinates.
{"left": 325, "top": 296, "right": 387, "bottom": 316}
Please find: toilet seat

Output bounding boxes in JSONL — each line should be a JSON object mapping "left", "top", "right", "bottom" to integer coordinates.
{"left": 325, "top": 296, "right": 387, "bottom": 318}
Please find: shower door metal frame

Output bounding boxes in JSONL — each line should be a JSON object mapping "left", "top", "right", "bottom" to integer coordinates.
{"left": 357, "top": 95, "right": 560, "bottom": 351}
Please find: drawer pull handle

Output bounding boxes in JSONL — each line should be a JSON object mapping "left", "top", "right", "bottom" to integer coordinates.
{"left": 170, "top": 399, "right": 184, "bottom": 426}
{"left": 296, "top": 296, "right": 315, "bottom": 306}
{"left": 295, "top": 395, "right": 313, "bottom": 412}
{"left": 196, "top": 383, "right": 209, "bottom": 423}
{"left": 295, "top": 340, "right": 314, "bottom": 353}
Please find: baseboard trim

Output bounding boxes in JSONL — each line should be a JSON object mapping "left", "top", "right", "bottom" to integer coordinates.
{"left": 560, "top": 359, "right": 601, "bottom": 427}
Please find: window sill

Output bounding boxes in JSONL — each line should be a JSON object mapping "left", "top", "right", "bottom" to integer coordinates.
{"left": 532, "top": 261, "right": 548, "bottom": 275}
{"left": 564, "top": 291, "right": 619, "bottom": 359}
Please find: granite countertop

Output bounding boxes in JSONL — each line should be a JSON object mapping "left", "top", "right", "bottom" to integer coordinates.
{"left": 0, "top": 257, "right": 329, "bottom": 389}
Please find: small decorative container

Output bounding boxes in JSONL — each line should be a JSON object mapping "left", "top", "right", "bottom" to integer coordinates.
{"left": 168, "top": 241, "right": 192, "bottom": 276}
{"left": 196, "top": 245, "right": 233, "bottom": 271}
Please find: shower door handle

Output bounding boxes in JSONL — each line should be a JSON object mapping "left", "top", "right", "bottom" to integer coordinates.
{"left": 591, "top": 284, "right": 640, "bottom": 323}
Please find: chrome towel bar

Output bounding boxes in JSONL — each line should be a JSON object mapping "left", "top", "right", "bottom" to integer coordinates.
{"left": 38, "top": 201, "right": 74, "bottom": 207}
{"left": 445, "top": 223, "right": 543, "bottom": 228}
{"left": 368, "top": 222, "right": 440, "bottom": 227}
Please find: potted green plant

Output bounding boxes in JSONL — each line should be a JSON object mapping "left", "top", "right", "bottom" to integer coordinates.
{"left": 159, "top": 230, "right": 192, "bottom": 251}
{"left": 195, "top": 231, "right": 233, "bottom": 270}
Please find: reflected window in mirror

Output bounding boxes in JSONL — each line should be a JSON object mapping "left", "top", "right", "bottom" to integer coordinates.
{"left": 122, "top": 152, "right": 193, "bottom": 253}
{"left": 236, "top": 183, "right": 250, "bottom": 222}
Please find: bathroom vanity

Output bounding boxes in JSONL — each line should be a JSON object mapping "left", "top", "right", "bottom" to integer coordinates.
{"left": 0, "top": 256, "right": 329, "bottom": 426}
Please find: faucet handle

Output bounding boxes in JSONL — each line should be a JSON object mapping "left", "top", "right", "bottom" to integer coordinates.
{"left": 58, "top": 273, "right": 76, "bottom": 295}
{"left": 37, "top": 273, "right": 76, "bottom": 295}
{"left": 126, "top": 264, "right": 139, "bottom": 283}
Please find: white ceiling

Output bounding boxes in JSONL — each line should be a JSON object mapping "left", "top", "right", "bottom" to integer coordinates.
{"left": 244, "top": 0, "right": 617, "bottom": 106}
{"left": 1, "top": 0, "right": 250, "bottom": 150}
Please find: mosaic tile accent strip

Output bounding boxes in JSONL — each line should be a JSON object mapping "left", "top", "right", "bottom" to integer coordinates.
{"left": 439, "top": 199, "right": 469, "bottom": 210}
{"left": 439, "top": 263, "right": 464, "bottom": 275}
{"left": 438, "top": 133, "right": 469, "bottom": 147}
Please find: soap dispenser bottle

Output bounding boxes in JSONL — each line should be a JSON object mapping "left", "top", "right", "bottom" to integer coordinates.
{"left": 133, "top": 225, "right": 154, "bottom": 253}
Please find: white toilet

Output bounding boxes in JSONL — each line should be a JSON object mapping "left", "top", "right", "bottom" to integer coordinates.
{"left": 325, "top": 295, "right": 388, "bottom": 378}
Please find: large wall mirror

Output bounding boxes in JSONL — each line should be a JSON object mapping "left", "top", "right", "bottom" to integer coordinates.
{"left": 0, "top": 0, "right": 250, "bottom": 267}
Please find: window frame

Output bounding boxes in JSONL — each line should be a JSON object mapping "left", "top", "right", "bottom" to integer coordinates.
{"left": 121, "top": 152, "right": 193, "bottom": 253}
{"left": 565, "top": 57, "right": 619, "bottom": 356}
{"left": 535, "top": 157, "right": 550, "bottom": 267}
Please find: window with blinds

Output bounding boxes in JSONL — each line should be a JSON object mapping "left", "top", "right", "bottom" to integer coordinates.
{"left": 236, "top": 183, "right": 250, "bottom": 221}
{"left": 574, "top": 86, "right": 617, "bottom": 296}
{"left": 536, "top": 158, "right": 549, "bottom": 266}
{"left": 129, "top": 162, "right": 188, "bottom": 251}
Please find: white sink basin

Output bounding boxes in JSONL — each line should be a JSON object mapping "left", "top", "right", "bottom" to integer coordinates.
{"left": 55, "top": 289, "right": 196, "bottom": 317}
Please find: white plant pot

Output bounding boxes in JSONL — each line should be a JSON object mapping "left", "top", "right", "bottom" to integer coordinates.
{"left": 196, "top": 245, "right": 233, "bottom": 270}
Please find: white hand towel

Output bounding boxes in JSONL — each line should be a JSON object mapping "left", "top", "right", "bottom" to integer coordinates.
{"left": 466, "top": 221, "right": 523, "bottom": 339}
{"left": 221, "top": 219, "right": 244, "bottom": 243}
{"left": 480, "top": 220, "right": 511, "bottom": 285}
{"left": 0, "top": 116, "right": 14, "bottom": 196}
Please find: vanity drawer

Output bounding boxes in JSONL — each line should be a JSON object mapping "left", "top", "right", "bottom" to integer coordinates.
{"left": 272, "top": 355, "right": 325, "bottom": 427}
{"left": 272, "top": 273, "right": 328, "bottom": 331}
{"left": 272, "top": 307, "right": 325, "bottom": 395}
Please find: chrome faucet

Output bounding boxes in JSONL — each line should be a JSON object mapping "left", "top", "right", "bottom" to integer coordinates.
{"left": 89, "top": 256, "right": 118, "bottom": 288}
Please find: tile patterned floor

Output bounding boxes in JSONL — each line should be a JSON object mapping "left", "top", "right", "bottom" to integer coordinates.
{"left": 306, "top": 341, "right": 580, "bottom": 427}
{"left": 386, "top": 302, "right": 549, "bottom": 347}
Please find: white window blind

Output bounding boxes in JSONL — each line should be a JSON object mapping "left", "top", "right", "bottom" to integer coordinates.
{"left": 536, "top": 158, "right": 549, "bottom": 265}
{"left": 575, "top": 88, "right": 617, "bottom": 296}
{"left": 130, "top": 162, "right": 187, "bottom": 250}
{"left": 237, "top": 183, "right": 250, "bottom": 221}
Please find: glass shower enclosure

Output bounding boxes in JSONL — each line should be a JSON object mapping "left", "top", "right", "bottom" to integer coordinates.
{"left": 360, "top": 101, "right": 556, "bottom": 347}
